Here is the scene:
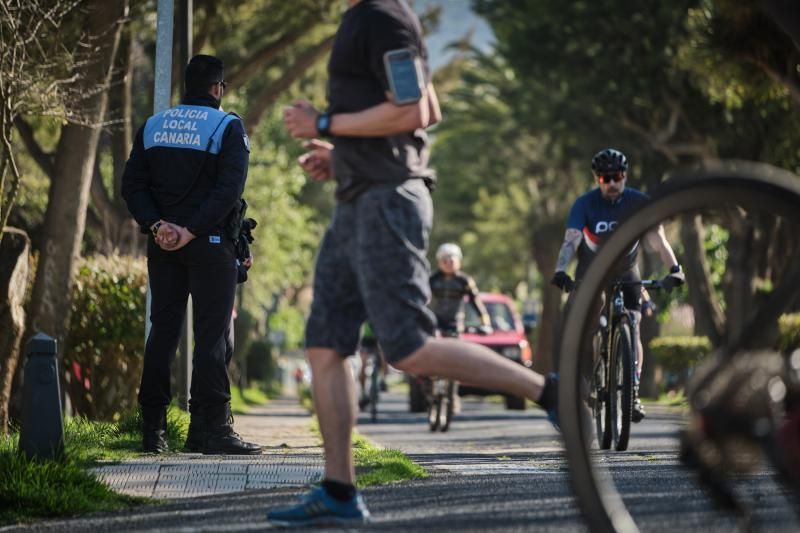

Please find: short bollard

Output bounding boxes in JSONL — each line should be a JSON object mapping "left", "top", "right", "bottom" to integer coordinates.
{"left": 19, "top": 332, "right": 65, "bottom": 460}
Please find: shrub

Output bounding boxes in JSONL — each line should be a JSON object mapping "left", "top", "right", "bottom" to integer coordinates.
{"left": 246, "top": 339, "right": 273, "bottom": 382}
{"left": 649, "top": 336, "right": 712, "bottom": 373}
{"left": 63, "top": 255, "right": 147, "bottom": 421}
{"left": 778, "top": 313, "right": 800, "bottom": 353}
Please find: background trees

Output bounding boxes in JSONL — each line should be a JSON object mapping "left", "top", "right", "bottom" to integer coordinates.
{"left": 428, "top": 0, "right": 800, "bottom": 372}
{"left": 1, "top": 0, "right": 799, "bottom": 427}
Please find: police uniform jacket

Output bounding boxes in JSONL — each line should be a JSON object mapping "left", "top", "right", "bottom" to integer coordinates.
{"left": 122, "top": 95, "right": 250, "bottom": 238}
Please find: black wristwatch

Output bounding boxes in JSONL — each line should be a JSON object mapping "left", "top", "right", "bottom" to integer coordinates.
{"left": 315, "top": 112, "right": 332, "bottom": 138}
{"left": 669, "top": 264, "right": 682, "bottom": 274}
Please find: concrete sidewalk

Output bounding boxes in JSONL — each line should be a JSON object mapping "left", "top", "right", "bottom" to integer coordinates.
{"left": 93, "top": 396, "right": 323, "bottom": 499}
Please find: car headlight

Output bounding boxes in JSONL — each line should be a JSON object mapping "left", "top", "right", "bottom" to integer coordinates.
{"left": 501, "top": 346, "right": 522, "bottom": 360}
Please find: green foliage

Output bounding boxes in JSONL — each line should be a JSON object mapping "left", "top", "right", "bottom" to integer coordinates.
{"left": 65, "top": 407, "right": 188, "bottom": 465}
{"left": 230, "top": 385, "right": 270, "bottom": 415}
{"left": 0, "top": 412, "right": 181, "bottom": 525}
{"left": 233, "top": 307, "right": 257, "bottom": 372}
{"left": 240, "top": 107, "right": 322, "bottom": 318}
{"left": 298, "top": 383, "right": 314, "bottom": 413}
{"left": 64, "top": 256, "right": 147, "bottom": 421}
{"left": 268, "top": 305, "right": 307, "bottom": 350}
{"left": 649, "top": 336, "right": 712, "bottom": 372}
{"left": 353, "top": 435, "right": 428, "bottom": 487}
{"left": 246, "top": 340, "right": 273, "bottom": 383}
{"left": 778, "top": 313, "right": 800, "bottom": 353}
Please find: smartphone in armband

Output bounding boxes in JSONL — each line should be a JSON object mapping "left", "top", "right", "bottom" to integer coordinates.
{"left": 383, "top": 48, "right": 425, "bottom": 105}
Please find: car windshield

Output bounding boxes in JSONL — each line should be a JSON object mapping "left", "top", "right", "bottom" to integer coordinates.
{"left": 464, "top": 301, "right": 516, "bottom": 332}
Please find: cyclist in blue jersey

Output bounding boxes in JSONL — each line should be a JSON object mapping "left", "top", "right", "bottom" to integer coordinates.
{"left": 551, "top": 148, "right": 685, "bottom": 422}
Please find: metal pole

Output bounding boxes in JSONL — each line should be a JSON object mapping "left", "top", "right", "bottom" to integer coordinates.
{"left": 174, "top": 0, "right": 193, "bottom": 410}
{"left": 146, "top": 0, "right": 174, "bottom": 343}
{"left": 147, "top": 0, "right": 194, "bottom": 410}
{"left": 153, "top": 0, "right": 174, "bottom": 113}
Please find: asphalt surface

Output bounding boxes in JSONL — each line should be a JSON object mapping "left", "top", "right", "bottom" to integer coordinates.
{"left": 4, "top": 390, "right": 798, "bottom": 532}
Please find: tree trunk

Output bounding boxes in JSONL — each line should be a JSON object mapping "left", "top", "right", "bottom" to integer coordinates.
{"left": 28, "top": 0, "right": 127, "bottom": 344}
{"left": 531, "top": 221, "right": 563, "bottom": 374}
{"left": 680, "top": 214, "right": 724, "bottom": 346}
{"left": 0, "top": 227, "right": 30, "bottom": 433}
{"left": 638, "top": 250, "right": 661, "bottom": 398}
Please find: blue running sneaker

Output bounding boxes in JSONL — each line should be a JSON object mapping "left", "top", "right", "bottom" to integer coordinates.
{"left": 544, "top": 372, "right": 560, "bottom": 431}
{"left": 267, "top": 486, "right": 370, "bottom": 527}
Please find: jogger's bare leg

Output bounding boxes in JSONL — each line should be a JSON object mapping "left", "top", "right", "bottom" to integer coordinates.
{"left": 307, "top": 347, "right": 357, "bottom": 484}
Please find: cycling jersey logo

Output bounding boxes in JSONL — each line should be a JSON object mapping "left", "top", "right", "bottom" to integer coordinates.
{"left": 594, "top": 221, "right": 618, "bottom": 234}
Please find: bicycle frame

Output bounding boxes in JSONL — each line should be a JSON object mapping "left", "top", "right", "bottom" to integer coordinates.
{"left": 593, "top": 279, "right": 661, "bottom": 451}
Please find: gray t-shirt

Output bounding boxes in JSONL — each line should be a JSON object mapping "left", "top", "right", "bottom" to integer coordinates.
{"left": 327, "top": 0, "right": 435, "bottom": 202}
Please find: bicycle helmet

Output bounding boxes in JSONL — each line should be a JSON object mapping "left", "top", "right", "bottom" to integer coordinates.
{"left": 591, "top": 148, "right": 628, "bottom": 174}
{"left": 436, "top": 243, "right": 463, "bottom": 261}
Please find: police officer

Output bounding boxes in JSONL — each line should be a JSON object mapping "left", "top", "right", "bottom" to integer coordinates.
{"left": 122, "top": 54, "right": 261, "bottom": 455}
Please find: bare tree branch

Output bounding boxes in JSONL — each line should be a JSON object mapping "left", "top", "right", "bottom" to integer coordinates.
{"left": 225, "top": 27, "right": 308, "bottom": 89}
{"left": 13, "top": 117, "right": 55, "bottom": 179}
{"left": 246, "top": 34, "right": 336, "bottom": 134}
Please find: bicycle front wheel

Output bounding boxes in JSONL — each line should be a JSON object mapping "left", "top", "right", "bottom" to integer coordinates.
{"left": 593, "top": 338, "right": 612, "bottom": 450}
{"left": 609, "top": 319, "right": 634, "bottom": 452}
{"left": 559, "top": 163, "right": 800, "bottom": 533}
{"left": 369, "top": 364, "right": 379, "bottom": 423}
{"left": 439, "top": 380, "right": 455, "bottom": 432}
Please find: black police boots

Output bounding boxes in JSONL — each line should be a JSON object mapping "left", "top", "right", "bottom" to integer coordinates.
{"left": 141, "top": 405, "right": 168, "bottom": 453}
{"left": 202, "top": 402, "right": 262, "bottom": 455}
{"left": 184, "top": 405, "right": 205, "bottom": 452}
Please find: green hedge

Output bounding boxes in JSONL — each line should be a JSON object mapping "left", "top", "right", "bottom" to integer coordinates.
{"left": 64, "top": 255, "right": 147, "bottom": 421}
{"left": 649, "top": 336, "right": 712, "bottom": 372}
{"left": 246, "top": 340, "right": 273, "bottom": 382}
{"left": 779, "top": 313, "right": 800, "bottom": 353}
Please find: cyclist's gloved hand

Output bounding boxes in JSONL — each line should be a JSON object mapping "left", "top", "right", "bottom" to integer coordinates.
{"left": 551, "top": 271, "right": 574, "bottom": 293}
{"left": 661, "top": 265, "right": 685, "bottom": 291}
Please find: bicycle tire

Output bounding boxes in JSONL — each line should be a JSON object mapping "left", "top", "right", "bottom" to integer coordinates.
{"left": 594, "top": 336, "right": 612, "bottom": 450}
{"left": 610, "top": 319, "right": 634, "bottom": 452}
{"left": 370, "top": 359, "right": 379, "bottom": 423}
{"left": 440, "top": 380, "right": 455, "bottom": 432}
{"left": 428, "top": 390, "right": 441, "bottom": 431}
{"left": 559, "top": 164, "right": 800, "bottom": 533}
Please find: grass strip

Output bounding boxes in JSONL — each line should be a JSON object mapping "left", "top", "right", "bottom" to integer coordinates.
{"left": 309, "top": 419, "right": 427, "bottom": 487}
{"left": 352, "top": 432, "right": 427, "bottom": 486}
{"left": 0, "top": 432, "right": 147, "bottom": 525}
{"left": 230, "top": 385, "right": 271, "bottom": 415}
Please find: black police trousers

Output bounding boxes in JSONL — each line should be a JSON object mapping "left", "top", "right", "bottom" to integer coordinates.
{"left": 138, "top": 233, "right": 237, "bottom": 410}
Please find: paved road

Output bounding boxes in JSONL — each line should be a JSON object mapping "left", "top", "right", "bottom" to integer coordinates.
{"left": 353, "top": 390, "right": 798, "bottom": 532}
{"left": 6, "top": 391, "right": 797, "bottom": 532}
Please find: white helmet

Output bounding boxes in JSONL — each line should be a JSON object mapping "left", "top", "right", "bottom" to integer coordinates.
{"left": 436, "top": 243, "right": 463, "bottom": 261}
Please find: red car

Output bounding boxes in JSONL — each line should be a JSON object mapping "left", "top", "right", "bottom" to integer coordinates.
{"left": 407, "top": 292, "right": 533, "bottom": 411}
{"left": 460, "top": 292, "right": 533, "bottom": 410}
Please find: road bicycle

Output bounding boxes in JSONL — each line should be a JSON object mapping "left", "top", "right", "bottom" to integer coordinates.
{"left": 427, "top": 376, "right": 455, "bottom": 432}
{"left": 427, "top": 330, "right": 459, "bottom": 432}
{"left": 590, "top": 278, "right": 672, "bottom": 452}
{"left": 559, "top": 163, "right": 800, "bottom": 532}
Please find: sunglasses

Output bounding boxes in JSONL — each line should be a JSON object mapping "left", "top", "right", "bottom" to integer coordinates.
{"left": 597, "top": 172, "right": 625, "bottom": 184}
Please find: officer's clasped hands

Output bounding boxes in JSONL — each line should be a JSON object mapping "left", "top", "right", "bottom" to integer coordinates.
{"left": 155, "top": 221, "right": 195, "bottom": 251}
{"left": 551, "top": 271, "right": 575, "bottom": 293}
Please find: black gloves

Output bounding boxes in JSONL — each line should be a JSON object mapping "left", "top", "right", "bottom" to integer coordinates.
{"left": 551, "top": 271, "right": 575, "bottom": 293}
{"left": 661, "top": 264, "right": 685, "bottom": 291}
